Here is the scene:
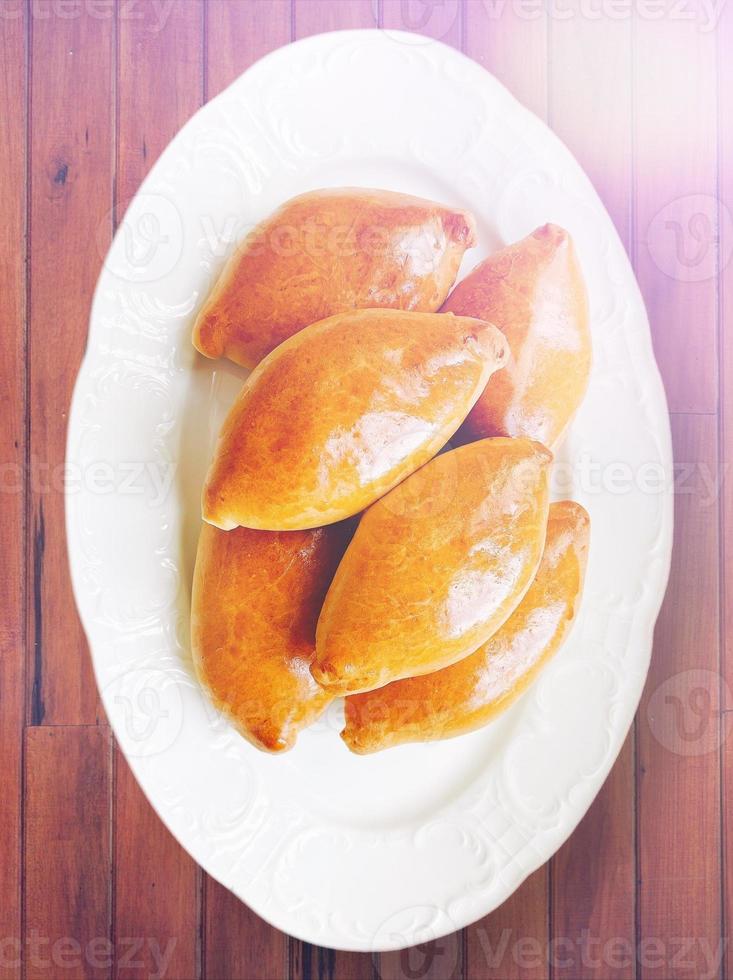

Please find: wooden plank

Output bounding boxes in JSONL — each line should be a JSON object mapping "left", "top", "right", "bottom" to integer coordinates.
{"left": 717, "top": 3, "right": 733, "bottom": 977}
{"left": 114, "top": 749, "right": 199, "bottom": 980}
{"left": 205, "top": 0, "right": 291, "bottom": 99}
{"left": 24, "top": 727, "right": 111, "bottom": 980}
{"left": 112, "top": 7, "right": 202, "bottom": 979}
{"left": 547, "top": 7, "right": 632, "bottom": 248}
{"left": 463, "top": 10, "right": 549, "bottom": 976}
{"left": 464, "top": 870, "right": 547, "bottom": 980}
{"left": 637, "top": 414, "right": 721, "bottom": 979}
{"left": 293, "top": 0, "right": 377, "bottom": 36}
{"left": 204, "top": 877, "right": 289, "bottom": 980}
{"left": 551, "top": 738, "right": 635, "bottom": 980}
{"left": 547, "top": 13, "right": 636, "bottom": 977}
{"left": 117, "top": 0, "right": 204, "bottom": 210}
{"left": 632, "top": 11, "right": 718, "bottom": 413}
{"left": 0, "top": 8, "right": 26, "bottom": 980}
{"left": 463, "top": 1, "right": 547, "bottom": 119}
{"left": 381, "top": 0, "right": 462, "bottom": 48}
{"left": 202, "top": 6, "right": 293, "bottom": 978}
{"left": 27, "top": 0, "right": 114, "bottom": 725}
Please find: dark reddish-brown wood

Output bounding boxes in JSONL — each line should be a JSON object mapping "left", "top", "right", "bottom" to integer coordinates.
{"left": 204, "top": 877, "right": 290, "bottom": 980}
{"left": 551, "top": 738, "right": 636, "bottom": 980}
{"left": 638, "top": 414, "right": 722, "bottom": 979}
{"left": 112, "top": 6, "right": 203, "bottom": 977}
{"left": 24, "top": 727, "right": 111, "bottom": 980}
{"left": 114, "top": 749, "right": 199, "bottom": 980}
{"left": 465, "top": 870, "right": 548, "bottom": 980}
{"left": 0, "top": 9, "right": 26, "bottom": 980}
{"left": 27, "top": 0, "right": 114, "bottom": 725}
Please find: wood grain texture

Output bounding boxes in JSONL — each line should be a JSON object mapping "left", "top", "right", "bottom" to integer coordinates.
{"left": 547, "top": 14, "right": 636, "bottom": 977}
{"left": 204, "top": 877, "right": 289, "bottom": 980}
{"left": 717, "top": 4, "right": 733, "bottom": 978}
{"left": 117, "top": 0, "right": 204, "bottom": 211}
{"left": 0, "top": 8, "right": 26, "bottom": 980}
{"left": 551, "top": 737, "right": 635, "bottom": 980}
{"left": 24, "top": 727, "right": 111, "bottom": 980}
{"left": 293, "top": 0, "right": 378, "bottom": 35}
{"left": 27, "top": 0, "right": 114, "bottom": 725}
{"left": 465, "top": 870, "right": 548, "bottom": 980}
{"left": 632, "top": 10, "right": 718, "bottom": 413}
{"left": 463, "top": 1, "right": 547, "bottom": 120}
{"left": 205, "top": 0, "right": 292, "bottom": 98}
{"left": 637, "top": 414, "right": 721, "bottom": 979}
{"left": 113, "top": 749, "right": 198, "bottom": 980}
{"left": 112, "top": 7, "right": 202, "bottom": 977}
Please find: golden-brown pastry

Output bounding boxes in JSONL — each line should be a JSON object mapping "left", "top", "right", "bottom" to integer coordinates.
{"left": 341, "top": 501, "right": 590, "bottom": 753}
{"left": 312, "top": 437, "right": 552, "bottom": 696}
{"left": 191, "top": 521, "right": 351, "bottom": 753}
{"left": 193, "top": 188, "right": 477, "bottom": 368}
{"left": 202, "top": 308, "right": 508, "bottom": 531}
{"left": 441, "top": 224, "right": 591, "bottom": 447}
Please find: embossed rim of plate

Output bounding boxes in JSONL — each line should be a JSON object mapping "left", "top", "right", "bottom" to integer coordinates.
{"left": 66, "top": 29, "right": 673, "bottom": 952}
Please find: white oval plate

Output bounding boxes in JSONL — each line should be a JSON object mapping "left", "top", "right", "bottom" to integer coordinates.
{"left": 67, "top": 29, "right": 673, "bottom": 952}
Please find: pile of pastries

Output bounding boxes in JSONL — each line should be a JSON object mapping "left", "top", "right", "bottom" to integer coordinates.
{"left": 190, "top": 188, "right": 591, "bottom": 754}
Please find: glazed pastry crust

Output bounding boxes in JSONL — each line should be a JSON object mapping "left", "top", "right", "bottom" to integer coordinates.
{"left": 342, "top": 501, "right": 590, "bottom": 753}
{"left": 202, "top": 308, "right": 508, "bottom": 531}
{"left": 313, "top": 437, "right": 552, "bottom": 696}
{"left": 193, "top": 187, "right": 477, "bottom": 369}
{"left": 441, "top": 224, "right": 591, "bottom": 448}
{"left": 191, "top": 521, "right": 350, "bottom": 753}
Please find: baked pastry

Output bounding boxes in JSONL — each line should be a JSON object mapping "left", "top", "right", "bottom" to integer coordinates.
{"left": 202, "top": 308, "right": 508, "bottom": 531}
{"left": 341, "top": 501, "right": 590, "bottom": 753}
{"left": 312, "top": 437, "right": 552, "bottom": 695}
{"left": 191, "top": 521, "right": 351, "bottom": 752}
{"left": 193, "top": 187, "right": 477, "bottom": 368}
{"left": 441, "top": 224, "right": 591, "bottom": 447}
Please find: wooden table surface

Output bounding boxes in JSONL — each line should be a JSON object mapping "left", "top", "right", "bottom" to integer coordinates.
{"left": 1, "top": 1, "right": 731, "bottom": 977}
